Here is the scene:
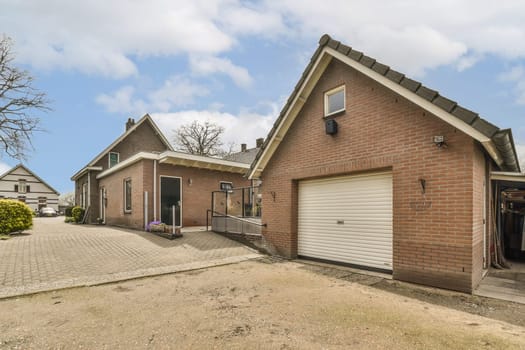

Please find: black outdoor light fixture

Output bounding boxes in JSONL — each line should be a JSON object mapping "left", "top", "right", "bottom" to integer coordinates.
{"left": 325, "top": 118, "right": 338, "bottom": 135}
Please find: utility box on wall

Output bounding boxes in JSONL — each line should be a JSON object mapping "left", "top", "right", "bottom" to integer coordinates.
{"left": 325, "top": 119, "right": 338, "bottom": 135}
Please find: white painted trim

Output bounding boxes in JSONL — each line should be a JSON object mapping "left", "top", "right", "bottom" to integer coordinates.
{"left": 153, "top": 160, "right": 157, "bottom": 222}
{"left": 326, "top": 47, "right": 491, "bottom": 142}
{"left": 96, "top": 152, "right": 158, "bottom": 179}
{"left": 108, "top": 152, "right": 120, "bottom": 168}
{"left": 249, "top": 53, "right": 333, "bottom": 179}
{"left": 159, "top": 175, "right": 183, "bottom": 227}
{"left": 159, "top": 151, "right": 250, "bottom": 169}
{"left": 71, "top": 166, "right": 103, "bottom": 181}
{"left": 491, "top": 171, "right": 525, "bottom": 181}
{"left": 81, "top": 114, "right": 174, "bottom": 170}
{"left": 249, "top": 47, "right": 505, "bottom": 179}
{"left": 324, "top": 84, "right": 345, "bottom": 117}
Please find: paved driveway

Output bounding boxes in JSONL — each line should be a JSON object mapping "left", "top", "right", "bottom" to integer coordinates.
{"left": 0, "top": 218, "right": 260, "bottom": 298}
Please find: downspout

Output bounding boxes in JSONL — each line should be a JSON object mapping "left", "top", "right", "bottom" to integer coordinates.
{"left": 153, "top": 159, "right": 157, "bottom": 221}
{"left": 87, "top": 171, "right": 91, "bottom": 207}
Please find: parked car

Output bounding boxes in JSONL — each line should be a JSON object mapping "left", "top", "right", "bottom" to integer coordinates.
{"left": 39, "top": 207, "right": 57, "bottom": 217}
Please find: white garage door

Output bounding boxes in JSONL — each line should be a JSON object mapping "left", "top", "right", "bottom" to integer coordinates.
{"left": 298, "top": 171, "right": 393, "bottom": 271}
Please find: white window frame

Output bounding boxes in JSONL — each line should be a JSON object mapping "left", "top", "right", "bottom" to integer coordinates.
{"left": 18, "top": 179, "right": 27, "bottom": 194}
{"left": 108, "top": 152, "right": 120, "bottom": 168}
{"left": 220, "top": 181, "right": 233, "bottom": 191}
{"left": 324, "top": 85, "right": 346, "bottom": 117}
{"left": 124, "top": 178, "right": 132, "bottom": 213}
{"left": 81, "top": 183, "right": 88, "bottom": 208}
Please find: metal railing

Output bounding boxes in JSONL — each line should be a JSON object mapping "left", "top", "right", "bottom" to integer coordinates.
{"left": 206, "top": 209, "right": 266, "bottom": 233}
{"left": 211, "top": 186, "right": 262, "bottom": 219}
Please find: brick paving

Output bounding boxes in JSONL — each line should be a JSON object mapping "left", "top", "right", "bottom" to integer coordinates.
{"left": 0, "top": 217, "right": 260, "bottom": 298}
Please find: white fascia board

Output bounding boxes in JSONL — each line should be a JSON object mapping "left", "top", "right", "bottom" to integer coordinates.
{"left": 248, "top": 53, "right": 333, "bottom": 179}
{"left": 326, "top": 47, "right": 505, "bottom": 165}
{"left": 71, "top": 166, "right": 103, "bottom": 181}
{"left": 159, "top": 151, "right": 250, "bottom": 171}
{"left": 491, "top": 171, "right": 525, "bottom": 182}
{"left": 96, "top": 152, "right": 158, "bottom": 179}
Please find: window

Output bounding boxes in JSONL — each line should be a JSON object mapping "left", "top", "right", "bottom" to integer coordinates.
{"left": 18, "top": 196, "right": 26, "bottom": 203}
{"left": 124, "top": 178, "right": 132, "bottom": 212}
{"left": 324, "top": 85, "right": 345, "bottom": 116}
{"left": 16, "top": 179, "right": 27, "bottom": 193}
{"left": 109, "top": 152, "right": 120, "bottom": 168}
{"left": 220, "top": 181, "right": 233, "bottom": 191}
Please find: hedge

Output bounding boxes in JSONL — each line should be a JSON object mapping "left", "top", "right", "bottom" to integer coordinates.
{"left": 71, "top": 206, "right": 85, "bottom": 223}
{"left": 0, "top": 199, "right": 33, "bottom": 234}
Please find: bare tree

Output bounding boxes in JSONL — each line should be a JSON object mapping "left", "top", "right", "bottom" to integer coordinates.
{"left": 173, "top": 120, "right": 230, "bottom": 157}
{"left": 0, "top": 36, "right": 49, "bottom": 160}
{"left": 59, "top": 191, "right": 75, "bottom": 207}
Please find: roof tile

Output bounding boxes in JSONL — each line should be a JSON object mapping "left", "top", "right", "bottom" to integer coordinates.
{"left": 433, "top": 96, "right": 457, "bottom": 112}
{"left": 327, "top": 39, "right": 340, "bottom": 50}
{"left": 471, "top": 118, "right": 499, "bottom": 138}
{"left": 416, "top": 86, "right": 438, "bottom": 102}
{"left": 348, "top": 49, "right": 363, "bottom": 61}
{"left": 359, "top": 55, "right": 376, "bottom": 68}
{"left": 400, "top": 77, "right": 421, "bottom": 92}
{"left": 371, "top": 62, "right": 389, "bottom": 75}
{"left": 451, "top": 106, "right": 478, "bottom": 124}
{"left": 338, "top": 43, "right": 351, "bottom": 55}
{"left": 385, "top": 69, "right": 404, "bottom": 83}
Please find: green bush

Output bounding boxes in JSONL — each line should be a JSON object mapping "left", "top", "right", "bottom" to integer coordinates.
{"left": 71, "top": 206, "right": 85, "bottom": 223}
{"left": 64, "top": 207, "right": 74, "bottom": 217}
{"left": 0, "top": 199, "right": 33, "bottom": 234}
{"left": 64, "top": 216, "right": 74, "bottom": 223}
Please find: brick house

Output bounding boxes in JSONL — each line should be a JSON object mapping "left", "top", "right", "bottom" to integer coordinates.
{"left": 248, "top": 34, "right": 522, "bottom": 293}
{"left": 71, "top": 114, "right": 252, "bottom": 229}
{"left": 0, "top": 164, "right": 60, "bottom": 211}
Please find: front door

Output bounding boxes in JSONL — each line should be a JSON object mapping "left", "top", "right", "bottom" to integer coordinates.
{"left": 160, "top": 177, "right": 181, "bottom": 226}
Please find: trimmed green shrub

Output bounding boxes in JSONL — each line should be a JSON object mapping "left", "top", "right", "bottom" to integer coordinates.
{"left": 64, "top": 207, "right": 74, "bottom": 217}
{"left": 64, "top": 216, "right": 74, "bottom": 223}
{"left": 71, "top": 206, "right": 85, "bottom": 223}
{"left": 0, "top": 199, "right": 33, "bottom": 234}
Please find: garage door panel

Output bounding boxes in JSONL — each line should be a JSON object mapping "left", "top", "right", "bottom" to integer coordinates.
{"left": 298, "top": 171, "right": 393, "bottom": 271}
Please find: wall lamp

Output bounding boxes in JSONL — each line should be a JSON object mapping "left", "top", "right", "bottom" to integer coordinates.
{"left": 433, "top": 135, "right": 447, "bottom": 148}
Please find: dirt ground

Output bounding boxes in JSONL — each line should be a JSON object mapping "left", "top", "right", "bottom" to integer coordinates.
{"left": 1, "top": 258, "right": 524, "bottom": 350}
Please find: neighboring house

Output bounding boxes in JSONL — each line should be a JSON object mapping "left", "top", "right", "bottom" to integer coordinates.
{"left": 71, "top": 114, "right": 253, "bottom": 229}
{"left": 248, "top": 34, "right": 523, "bottom": 293}
{"left": 0, "top": 164, "right": 60, "bottom": 211}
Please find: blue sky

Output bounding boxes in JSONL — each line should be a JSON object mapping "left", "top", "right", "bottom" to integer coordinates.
{"left": 1, "top": 1, "right": 524, "bottom": 195}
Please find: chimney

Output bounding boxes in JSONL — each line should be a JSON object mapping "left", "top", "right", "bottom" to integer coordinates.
{"left": 125, "top": 118, "right": 135, "bottom": 131}
{"left": 241, "top": 143, "right": 247, "bottom": 152}
{"left": 256, "top": 138, "right": 264, "bottom": 148}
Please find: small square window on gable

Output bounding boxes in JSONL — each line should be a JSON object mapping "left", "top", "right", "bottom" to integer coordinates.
{"left": 109, "top": 152, "right": 120, "bottom": 168}
{"left": 324, "top": 85, "right": 345, "bottom": 117}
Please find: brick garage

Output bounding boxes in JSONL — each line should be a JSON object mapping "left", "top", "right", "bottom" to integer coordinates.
{"left": 249, "top": 35, "right": 521, "bottom": 293}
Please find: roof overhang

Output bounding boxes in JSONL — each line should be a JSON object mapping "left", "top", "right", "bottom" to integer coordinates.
{"left": 491, "top": 171, "right": 525, "bottom": 182}
{"left": 159, "top": 151, "right": 250, "bottom": 174}
{"left": 71, "top": 166, "right": 103, "bottom": 181}
{"left": 96, "top": 152, "right": 158, "bottom": 180}
{"left": 249, "top": 44, "right": 516, "bottom": 179}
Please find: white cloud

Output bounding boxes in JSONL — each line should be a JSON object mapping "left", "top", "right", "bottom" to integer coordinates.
{"left": 96, "top": 76, "right": 208, "bottom": 114}
{"left": 189, "top": 56, "right": 253, "bottom": 88}
{"left": 151, "top": 108, "right": 275, "bottom": 150}
{"left": 498, "top": 65, "right": 525, "bottom": 105}
{"left": 5, "top": 1, "right": 525, "bottom": 84}
{"left": 0, "top": 162, "right": 12, "bottom": 175}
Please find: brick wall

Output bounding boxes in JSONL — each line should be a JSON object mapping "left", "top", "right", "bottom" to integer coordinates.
{"left": 152, "top": 164, "right": 251, "bottom": 227}
{"left": 260, "top": 58, "right": 488, "bottom": 292}
{"left": 94, "top": 121, "right": 168, "bottom": 170}
{"left": 99, "top": 160, "right": 145, "bottom": 229}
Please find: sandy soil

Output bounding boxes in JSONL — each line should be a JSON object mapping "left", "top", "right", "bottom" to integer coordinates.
{"left": 0, "top": 258, "right": 524, "bottom": 349}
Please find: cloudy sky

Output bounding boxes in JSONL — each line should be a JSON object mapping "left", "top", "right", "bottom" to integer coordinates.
{"left": 1, "top": 0, "right": 525, "bottom": 193}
